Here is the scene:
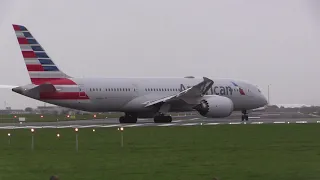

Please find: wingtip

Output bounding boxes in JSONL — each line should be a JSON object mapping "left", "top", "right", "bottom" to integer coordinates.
{"left": 203, "top": 77, "right": 213, "bottom": 81}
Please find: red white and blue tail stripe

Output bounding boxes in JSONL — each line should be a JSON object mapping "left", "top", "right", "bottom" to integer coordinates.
{"left": 13, "top": 24, "right": 74, "bottom": 85}
{"left": 12, "top": 24, "right": 90, "bottom": 101}
{"left": 231, "top": 81, "right": 246, "bottom": 95}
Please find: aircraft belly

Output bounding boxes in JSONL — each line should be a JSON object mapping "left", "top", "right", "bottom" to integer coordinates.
{"left": 44, "top": 100, "right": 94, "bottom": 111}
{"left": 90, "top": 97, "right": 131, "bottom": 111}
{"left": 122, "top": 95, "right": 155, "bottom": 112}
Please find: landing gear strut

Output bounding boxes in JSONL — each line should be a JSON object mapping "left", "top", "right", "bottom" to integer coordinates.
{"left": 154, "top": 113, "right": 172, "bottom": 123}
{"left": 119, "top": 113, "right": 137, "bottom": 123}
{"left": 241, "top": 110, "right": 249, "bottom": 121}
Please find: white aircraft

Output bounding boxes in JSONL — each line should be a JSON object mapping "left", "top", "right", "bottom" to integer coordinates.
{"left": 10, "top": 24, "right": 267, "bottom": 123}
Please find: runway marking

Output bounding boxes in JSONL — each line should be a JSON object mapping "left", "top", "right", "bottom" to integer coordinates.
{"left": 188, "top": 118, "right": 200, "bottom": 121}
{"left": 158, "top": 123, "right": 176, "bottom": 127}
{"left": 123, "top": 124, "right": 145, "bottom": 127}
{"left": 57, "top": 125, "right": 72, "bottom": 128}
{"left": 75, "top": 125, "right": 100, "bottom": 128}
{"left": 182, "top": 123, "right": 199, "bottom": 126}
{"left": 1, "top": 118, "right": 320, "bottom": 130}
{"left": 309, "top": 113, "right": 320, "bottom": 117}
{"left": 295, "top": 121, "right": 307, "bottom": 124}
{"left": 26, "top": 126, "right": 42, "bottom": 129}
{"left": 260, "top": 114, "right": 281, "bottom": 116}
{"left": 172, "top": 120, "right": 183, "bottom": 123}
{"left": 138, "top": 118, "right": 149, "bottom": 121}
{"left": 229, "top": 122, "right": 242, "bottom": 124}
{"left": 101, "top": 124, "right": 119, "bottom": 128}
{"left": 41, "top": 126, "right": 58, "bottom": 128}
{"left": 251, "top": 122, "right": 263, "bottom": 124}
{"left": 248, "top": 117, "right": 261, "bottom": 119}
{"left": 206, "top": 123, "right": 220, "bottom": 125}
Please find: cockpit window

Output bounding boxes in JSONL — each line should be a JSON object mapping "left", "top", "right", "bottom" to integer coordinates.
{"left": 258, "top": 89, "right": 261, "bottom": 93}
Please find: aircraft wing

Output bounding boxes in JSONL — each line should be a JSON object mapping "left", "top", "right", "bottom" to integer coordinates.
{"left": 144, "top": 77, "right": 214, "bottom": 107}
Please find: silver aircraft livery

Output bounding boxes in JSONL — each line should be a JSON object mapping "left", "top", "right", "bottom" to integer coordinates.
{"left": 10, "top": 24, "right": 268, "bottom": 123}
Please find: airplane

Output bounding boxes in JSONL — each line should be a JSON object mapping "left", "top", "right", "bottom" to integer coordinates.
{"left": 10, "top": 24, "right": 268, "bottom": 123}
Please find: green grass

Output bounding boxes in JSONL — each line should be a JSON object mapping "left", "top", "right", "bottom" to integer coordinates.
{"left": 0, "top": 124, "right": 320, "bottom": 180}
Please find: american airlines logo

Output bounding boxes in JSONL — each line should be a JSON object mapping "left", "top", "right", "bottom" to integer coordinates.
{"left": 180, "top": 82, "right": 245, "bottom": 96}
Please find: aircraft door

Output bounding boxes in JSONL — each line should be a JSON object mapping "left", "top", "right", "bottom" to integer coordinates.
{"left": 78, "top": 84, "right": 86, "bottom": 98}
{"left": 132, "top": 83, "right": 139, "bottom": 97}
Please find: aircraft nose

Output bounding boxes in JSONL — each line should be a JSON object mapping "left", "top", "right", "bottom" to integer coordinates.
{"left": 260, "top": 94, "right": 268, "bottom": 106}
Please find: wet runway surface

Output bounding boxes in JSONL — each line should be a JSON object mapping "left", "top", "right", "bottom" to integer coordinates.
{"left": 0, "top": 114, "right": 319, "bottom": 129}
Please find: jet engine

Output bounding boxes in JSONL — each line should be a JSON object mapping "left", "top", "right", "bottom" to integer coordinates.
{"left": 193, "top": 95, "right": 234, "bottom": 118}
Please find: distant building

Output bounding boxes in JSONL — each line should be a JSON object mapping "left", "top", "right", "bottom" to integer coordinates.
{"left": 0, "top": 109, "right": 26, "bottom": 114}
{"left": 35, "top": 105, "right": 86, "bottom": 115}
{"left": 36, "top": 106, "right": 70, "bottom": 115}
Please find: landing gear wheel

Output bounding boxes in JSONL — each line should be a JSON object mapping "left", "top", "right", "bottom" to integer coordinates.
{"left": 241, "top": 110, "right": 249, "bottom": 121}
{"left": 154, "top": 115, "right": 172, "bottom": 123}
{"left": 119, "top": 116, "right": 125, "bottom": 123}
{"left": 119, "top": 114, "right": 137, "bottom": 123}
{"left": 241, "top": 115, "right": 249, "bottom": 121}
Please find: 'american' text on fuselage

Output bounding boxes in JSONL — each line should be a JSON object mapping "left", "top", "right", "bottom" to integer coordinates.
{"left": 180, "top": 84, "right": 233, "bottom": 96}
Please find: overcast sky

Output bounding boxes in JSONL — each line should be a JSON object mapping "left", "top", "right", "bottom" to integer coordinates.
{"left": 0, "top": 0, "right": 319, "bottom": 109}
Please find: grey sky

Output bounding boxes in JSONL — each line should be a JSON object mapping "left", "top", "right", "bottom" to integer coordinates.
{"left": 0, "top": 0, "right": 319, "bottom": 109}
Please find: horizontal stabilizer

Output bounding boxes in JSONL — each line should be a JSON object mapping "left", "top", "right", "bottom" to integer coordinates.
{"left": 0, "top": 85, "right": 19, "bottom": 89}
{"left": 12, "top": 83, "right": 56, "bottom": 95}
{"left": 29, "top": 83, "right": 56, "bottom": 93}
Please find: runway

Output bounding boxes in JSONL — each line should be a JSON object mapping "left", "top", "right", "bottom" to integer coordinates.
{"left": 0, "top": 115, "right": 319, "bottom": 129}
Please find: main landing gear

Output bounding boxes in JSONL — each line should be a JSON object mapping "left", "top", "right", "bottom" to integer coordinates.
{"left": 119, "top": 113, "right": 137, "bottom": 123}
{"left": 241, "top": 110, "right": 249, "bottom": 121}
{"left": 154, "top": 113, "right": 172, "bottom": 123}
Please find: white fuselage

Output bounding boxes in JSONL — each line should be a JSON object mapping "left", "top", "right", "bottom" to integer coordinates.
{"left": 34, "top": 77, "right": 267, "bottom": 115}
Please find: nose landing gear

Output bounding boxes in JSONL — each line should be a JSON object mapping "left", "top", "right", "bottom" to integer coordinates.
{"left": 154, "top": 113, "right": 172, "bottom": 123}
{"left": 241, "top": 110, "right": 249, "bottom": 121}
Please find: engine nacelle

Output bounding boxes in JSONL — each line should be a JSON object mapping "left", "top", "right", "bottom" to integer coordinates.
{"left": 194, "top": 95, "right": 234, "bottom": 118}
